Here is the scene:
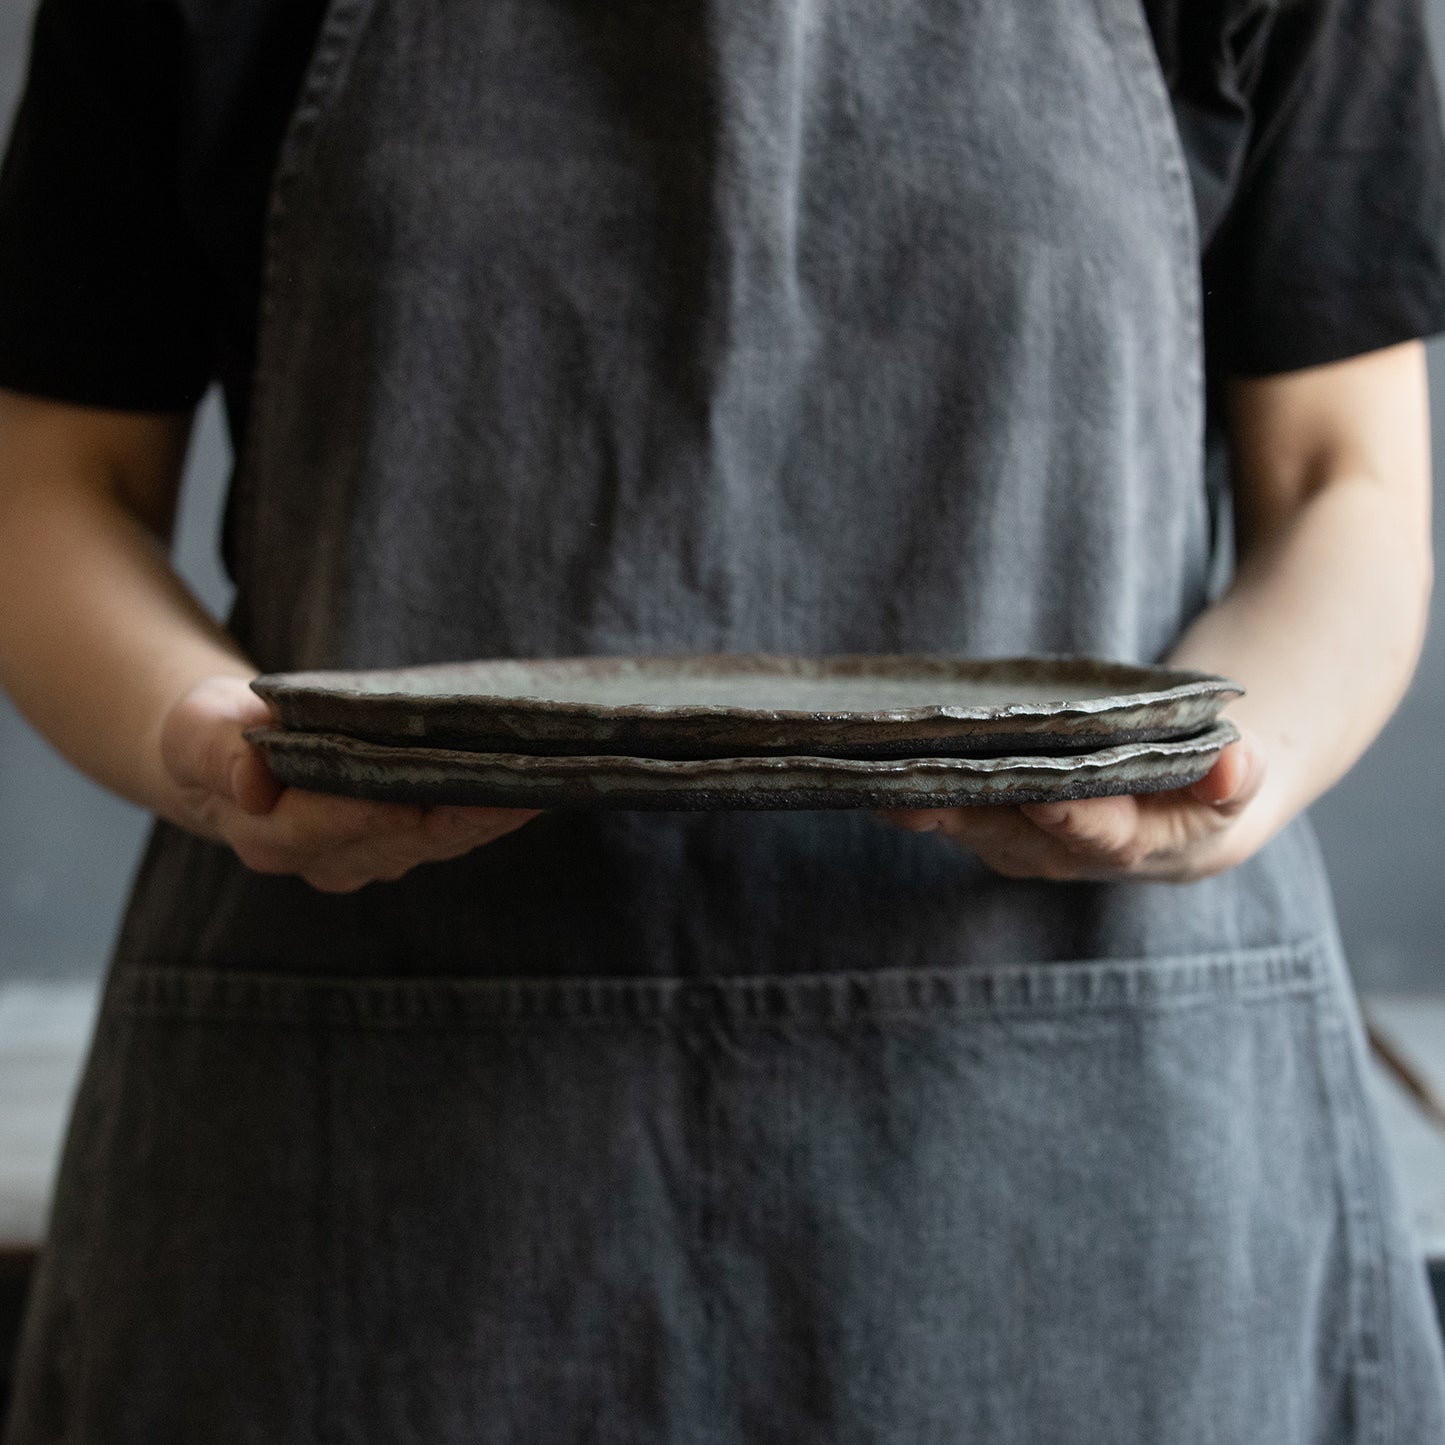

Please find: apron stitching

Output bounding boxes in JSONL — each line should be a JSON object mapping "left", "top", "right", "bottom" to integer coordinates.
{"left": 108, "top": 944, "right": 1331, "bottom": 1026}
{"left": 700, "top": 1024, "right": 725, "bottom": 1429}
{"left": 70, "top": 1012, "right": 134, "bottom": 1442}
{"left": 10, "top": 1211, "right": 81, "bottom": 1442}
{"left": 106, "top": 987, "right": 1332, "bottom": 1032}
{"left": 1090, "top": 0, "right": 1206, "bottom": 493}
{"left": 313, "top": 1019, "right": 334, "bottom": 1445}
{"left": 674, "top": 1020, "right": 726, "bottom": 1433}
{"left": 257, "top": 0, "right": 377, "bottom": 361}
{"left": 233, "top": 0, "right": 377, "bottom": 642}
{"left": 1314, "top": 990, "right": 1393, "bottom": 1444}
{"left": 1120, "top": 0, "right": 1205, "bottom": 384}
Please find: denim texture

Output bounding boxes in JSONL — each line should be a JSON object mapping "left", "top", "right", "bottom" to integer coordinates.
{"left": 8, "top": 939, "right": 1445, "bottom": 1441}
{"left": 7, "top": 0, "right": 1445, "bottom": 1439}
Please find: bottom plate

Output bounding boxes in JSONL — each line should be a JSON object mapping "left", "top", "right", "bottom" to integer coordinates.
{"left": 245, "top": 722, "right": 1239, "bottom": 811}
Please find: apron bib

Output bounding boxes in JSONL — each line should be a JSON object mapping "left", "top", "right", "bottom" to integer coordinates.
{"left": 7, "top": 1, "right": 1445, "bottom": 1440}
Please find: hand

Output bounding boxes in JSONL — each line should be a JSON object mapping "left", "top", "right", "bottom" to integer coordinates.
{"left": 158, "top": 675, "right": 541, "bottom": 892}
{"left": 875, "top": 726, "right": 1272, "bottom": 883}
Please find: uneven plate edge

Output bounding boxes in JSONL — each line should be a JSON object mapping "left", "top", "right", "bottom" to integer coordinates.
{"left": 251, "top": 655, "right": 1244, "bottom": 728}
{"left": 244, "top": 722, "right": 1239, "bottom": 811}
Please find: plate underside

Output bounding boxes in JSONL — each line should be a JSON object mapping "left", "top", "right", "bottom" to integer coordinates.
{"left": 245, "top": 722, "right": 1240, "bottom": 811}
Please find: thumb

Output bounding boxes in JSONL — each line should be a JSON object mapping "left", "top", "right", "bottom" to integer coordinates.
{"left": 160, "top": 676, "right": 282, "bottom": 815}
{"left": 1185, "top": 722, "right": 1267, "bottom": 815}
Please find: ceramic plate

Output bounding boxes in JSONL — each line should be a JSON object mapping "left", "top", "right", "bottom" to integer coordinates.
{"left": 244, "top": 720, "right": 1239, "bottom": 811}
{"left": 251, "top": 654, "right": 1242, "bottom": 759}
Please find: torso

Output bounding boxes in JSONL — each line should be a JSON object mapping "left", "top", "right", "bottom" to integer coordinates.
{"left": 120, "top": 0, "right": 1326, "bottom": 985}
{"left": 153, "top": 0, "right": 1283, "bottom": 451}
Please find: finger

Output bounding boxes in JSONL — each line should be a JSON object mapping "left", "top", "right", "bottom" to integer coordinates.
{"left": 227, "top": 797, "right": 421, "bottom": 879}
{"left": 876, "top": 805, "right": 1031, "bottom": 848}
{"left": 880, "top": 804, "right": 1089, "bottom": 880}
{"left": 296, "top": 812, "right": 521, "bottom": 891}
{"left": 420, "top": 806, "right": 544, "bottom": 858}
{"left": 1182, "top": 725, "right": 1267, "bottom": 814}
{"left": 230, "top": 745, "right": 284, "bottom": 815}
{"left": 162, "top": 676, "right": 283, "bottom": 814}
{"left": 305, "top": 832, "right": 435, "bottom": 891}
{"left": 879, "top": 804, "right": 1037, "bottom": 851}
{"left": 875, "top": 807, "right": 950, "bottom": 834}
{"left": 1022, "top": 786, "right": 1229, "bottom": 879}
{"left": 231, "top": 791, "right": 543, "bottom": 878}
{"left": 228, "top": 793, "right": 542, "bottom": 883}
{"left": 908, "top": 799, "right": 1186, "bottom": 881}
{"left": 267, "top": 791, "right": 428, "bottom": 855}
{"left": 946, "top": 808, "right": 1092, "bottom": 880}
{"left": 226, "top": 792, "right": 420, "bottom": 870}
{"left": 1017, "top": 794, "right": 1141, "bottom": 859}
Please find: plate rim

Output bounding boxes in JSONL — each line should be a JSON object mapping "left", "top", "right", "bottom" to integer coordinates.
{"left": 244, "top": 719, "right": 1241, "bottom": 779}
{"left": 251, "top": 652, "right": 1244, "bottom": 727}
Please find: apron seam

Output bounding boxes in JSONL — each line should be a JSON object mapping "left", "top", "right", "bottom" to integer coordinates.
{"left": 1090, "top": 0, "right": 1206, "bottom": 536}
{"left": 313, "top": 1018, "right": 334, "bottom": 1445}
{"left": 1314, "top": 984, "right": 1393, "bottom": 1444}
{"left": 106, "top": 941, "right": 1333, "bottom": 1026}
{"left": 232, "top": 0, "right": 377, "bottom": 645}
{"left": 256, "top": 0, "right": 378, "bottom": 373}
{"left": 103, "top": 987, "right": 1333, "bottom": 1030}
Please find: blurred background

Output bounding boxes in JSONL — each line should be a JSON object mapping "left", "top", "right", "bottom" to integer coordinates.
{"left": 3, "top": 0, "right": 1445, "bottom": 1403}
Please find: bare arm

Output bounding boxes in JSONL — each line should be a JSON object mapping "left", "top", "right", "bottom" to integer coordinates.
{"left": 0, "top": 392, "right": 254, "bottom": 813}
{"left": 882, "top": 340, "right": 1434, "bottom": 880}
{"left": 1169, "top": 340, "right": 1433, "bottom": 856}
{"left": 0, "top": 390, "right": 536, "bottom": 889}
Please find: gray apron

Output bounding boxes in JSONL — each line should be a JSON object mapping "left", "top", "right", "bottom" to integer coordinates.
{"left": 7, "top": 0, "right": 1445, "bottom": 1440}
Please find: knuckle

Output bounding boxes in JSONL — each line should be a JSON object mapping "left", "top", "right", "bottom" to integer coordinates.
{"left": 1037, "top": 856, "right": 1079, "bottom": 882}
{"left": 373, "top": 859, "right": 415, "bottom": 883}
{"left": 231, "top": 840, "right": 291, "bottom": 875}
{"left": 1066, "top": 822, "right": 1118, "bottom": 856}
{"left": 1051, "top": 811, "right": 1091, "bottom": 841}
{"left": 278, "top": 802, "right": 364, "bottom": 853}
{"left": 345, "top": 801, "right": 392, "bottom": 834}
{"left": 303, "top": 868, "right": 366, "bottom": 895}
{"left": 269, "top": 811, "right": 317, "bottom": 853}
{"left": 424, "top": 835, "right": 482, "bottom": 864}
{"left": 365, "top": 837, "right": 427, "bottom": 874}
{"left": 1183, "top": 841, "right": 1241, "bottom": 882}
{"left": 889, "top": 811, "right": 941, "bottom": 835}
{"left": 359, "top": 800, "right": 423, "bottom": 834}
{"left": 984, "top": 852, "right": 1032, "bottom": 880}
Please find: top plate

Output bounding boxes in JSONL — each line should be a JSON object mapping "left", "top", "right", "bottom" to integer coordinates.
{"left": 251, "top": 654, "right": 1242, "bottom": 759}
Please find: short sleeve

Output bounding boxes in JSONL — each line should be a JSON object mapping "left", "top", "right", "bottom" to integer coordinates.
{"left": 0, "top": 0, "right": 213, "bottom": 410}
{"left": 1204, "top": 0, "right": 1445, "bottom": 375}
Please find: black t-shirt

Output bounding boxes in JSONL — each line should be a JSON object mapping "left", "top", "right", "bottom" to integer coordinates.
{"left": 0, "top": 0, "right": 1443, "bottom": 451}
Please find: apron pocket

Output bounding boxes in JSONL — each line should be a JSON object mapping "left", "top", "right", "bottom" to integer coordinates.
{"left": 665, "top": 939, "right": 1378, "bottom": 1445}
{"left": 17, "top": 942, "right": 1393, "bottom": 1445}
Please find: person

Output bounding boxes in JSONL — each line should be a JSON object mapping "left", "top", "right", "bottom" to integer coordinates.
{"left": 1, "top": 0, "right": 1444, "bottom": 1439}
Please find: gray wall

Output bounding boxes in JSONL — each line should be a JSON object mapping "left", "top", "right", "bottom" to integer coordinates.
{"left": 1, "top": 0, "right": 1444, "bottom": 988}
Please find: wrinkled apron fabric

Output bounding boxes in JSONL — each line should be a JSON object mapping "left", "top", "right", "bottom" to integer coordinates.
{"left": 7, "top": 0, "right": 1445, "bottom": 1441}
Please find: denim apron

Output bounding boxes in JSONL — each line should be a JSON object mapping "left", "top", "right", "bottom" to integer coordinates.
{"left": 8, "top": 0, "right": 1445, "bottom": 1441}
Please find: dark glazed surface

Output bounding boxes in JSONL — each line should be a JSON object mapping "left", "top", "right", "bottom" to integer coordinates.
{"left": 252, "top": 654, "right": 1242, "bottom": 758}
{"left": 245, "top": 720, "right": 1239, "bottom": 810}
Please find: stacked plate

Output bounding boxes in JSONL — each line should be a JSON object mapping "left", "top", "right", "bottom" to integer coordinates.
{"left": 244, "top": 654, "right": 1242, "bottom": 811}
